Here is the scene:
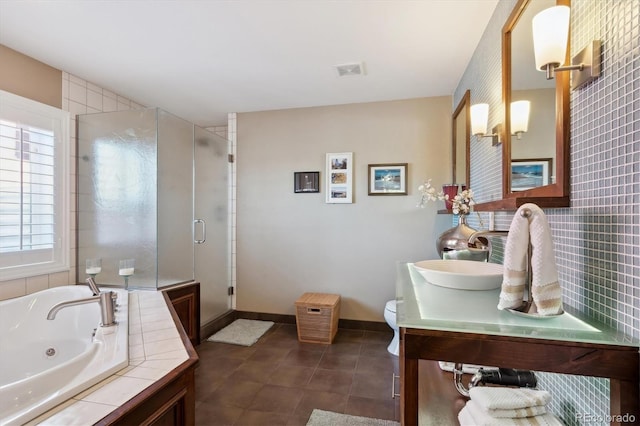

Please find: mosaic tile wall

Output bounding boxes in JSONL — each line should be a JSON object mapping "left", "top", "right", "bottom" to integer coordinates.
{"left": 456, "top": 0, "right": 640, "bottom": 424}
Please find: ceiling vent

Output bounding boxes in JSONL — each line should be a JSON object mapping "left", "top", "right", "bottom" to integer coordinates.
{"left": 334, "top": 62, "right": 365, "bottom": 77}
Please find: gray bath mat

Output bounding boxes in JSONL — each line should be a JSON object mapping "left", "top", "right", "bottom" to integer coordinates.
{"left": 206, "top": 319, "right": 274, "bottom": 346}
{"left": 307, "top": 409, "right": 399, "bottom": 426}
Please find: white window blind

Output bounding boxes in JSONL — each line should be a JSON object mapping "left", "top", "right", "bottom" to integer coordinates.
{"left": 0, "top": 90, "right": 69, "bottom": 280}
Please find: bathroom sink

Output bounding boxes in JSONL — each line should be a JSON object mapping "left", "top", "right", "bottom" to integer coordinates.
{"left": 413, "top": 259, "right": 503, "bottom": 290}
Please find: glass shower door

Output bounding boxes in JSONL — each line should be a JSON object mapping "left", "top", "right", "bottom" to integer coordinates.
{"left": 157, "top": 110, "right": 194, "bottom": 287}
{"left": 194, "top": 126, "right": 230, "bottom": 325}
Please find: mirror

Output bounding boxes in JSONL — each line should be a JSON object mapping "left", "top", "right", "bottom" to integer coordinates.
{"left": 509, "top": 0, "right": 557, "bottom": 191}
{"left": 498, "top": 0, "right": 570, "bottom": 208}
{"left": 452, "top": 90, "right": 470, "bottom": 188}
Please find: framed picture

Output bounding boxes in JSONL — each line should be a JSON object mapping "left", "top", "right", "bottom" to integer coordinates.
{"left": 368, "top": 163, "right": 408, "bottom": 195}
{"left": 326, "top": 152, "right": 353, "bottom": 203}
{"left": 511, "top": 158, "right": 552, "bottom": 191}
{"left": 294, "top": 171, "right": 320, "bottom": 193}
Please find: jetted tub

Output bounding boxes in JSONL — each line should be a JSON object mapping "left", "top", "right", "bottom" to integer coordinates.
{"left": 0, "top": 285, "right": 128, "bottom": 425}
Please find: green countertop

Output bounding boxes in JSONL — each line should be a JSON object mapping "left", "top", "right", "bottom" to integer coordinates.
{"left": 396, "top": 262, "right": 639, "bottom": 347}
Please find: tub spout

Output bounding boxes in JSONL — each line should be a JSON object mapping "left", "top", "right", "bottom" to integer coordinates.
{"left": 46, "top": 291, "right": 117, "bottom": 327}
{"left": 86, "top": 276, "right": 100, "bottom": 295}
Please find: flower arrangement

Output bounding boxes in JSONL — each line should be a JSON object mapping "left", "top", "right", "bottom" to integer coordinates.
{"left": 449, "top": 188, "right": 475, "bottom": 215}
{"left": 417, "top": 180, "right": 475, "bottom": 215}
{"left": 417, "top": 180, "right": 445, "bottom": 206}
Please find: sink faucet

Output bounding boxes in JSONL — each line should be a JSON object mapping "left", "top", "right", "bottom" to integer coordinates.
{"left": 468, "top": 229, "right": 510, "bottom": 265}
{"left": 46, "top": 291, "right": 117, "bottom": 327}
{"left": 468, "top": 229, "right": 509, "bottom": 247}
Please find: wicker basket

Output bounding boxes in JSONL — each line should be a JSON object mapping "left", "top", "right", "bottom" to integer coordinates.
{"left": 295, "top": 293, "right": 340, "bottom": 344}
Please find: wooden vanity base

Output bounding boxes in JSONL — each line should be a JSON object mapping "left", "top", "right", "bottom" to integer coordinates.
{"left": 400, "top": 328, "right": 639, "bottom": 426}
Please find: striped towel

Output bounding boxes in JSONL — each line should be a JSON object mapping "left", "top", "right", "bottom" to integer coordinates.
{"left": 498, "top": 203, "right": 563, "bottom": 316}
{"left": 469, "top": 387, "right": 550, "bottom": 411}
{"left": 458, "top": 399, "right": 563, "bottom": 425}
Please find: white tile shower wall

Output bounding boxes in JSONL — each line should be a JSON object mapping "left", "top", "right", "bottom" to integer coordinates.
{"left": 205, "top": 125, "right": 228, "bottom": 140}
{"left": 457, "top": 1, "right": 640, "bottom": 424}
{"left": 0, "top": 74, "right": 143, "bottom": 301}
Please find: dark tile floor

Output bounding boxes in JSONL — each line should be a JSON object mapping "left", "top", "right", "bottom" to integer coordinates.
{"left": 194, "top": 324, "right": 400, "bottom": 425}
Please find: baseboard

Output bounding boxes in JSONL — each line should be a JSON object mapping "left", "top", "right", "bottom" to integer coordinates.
{"left": 200, "top": 310, "right": 390, "bottom": 343}
{"left": 337, "top": 318, "right": 390, "bottom": 332}
{"left": 235, "top": 311, "right": 297, "bottom": 325}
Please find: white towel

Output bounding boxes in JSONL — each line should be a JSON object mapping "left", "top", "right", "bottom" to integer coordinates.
{"left": 458, "top": 404, "right": 477, "bottom": 426}
{"left": 459, "top": 399, "right": 564, "bottom": 426}
{"left": 469, "top": 387, "right": 551, "bottom": 410}
{"left": 467, "top": 398, "right": 547, "bottom": 419}
{"left": 498, "top": 203, "right": 563, "bottom": 316}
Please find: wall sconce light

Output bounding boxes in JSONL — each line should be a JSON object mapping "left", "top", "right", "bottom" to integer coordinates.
{"left": 470, "top": 103, "right": 502, "bottom": 146}
{"left": 532, "top": 5, "right": 601, "bottom": 89}
{"left": 510, "top": 100, "right": 530, "bottom": 140}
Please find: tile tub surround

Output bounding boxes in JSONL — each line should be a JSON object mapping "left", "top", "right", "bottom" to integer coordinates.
{"left": 25, "top": 291, "right": 191, "bottom": 425}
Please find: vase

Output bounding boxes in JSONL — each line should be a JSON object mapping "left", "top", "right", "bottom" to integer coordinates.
{"left": 441, "top": 184, "right": 466, "bottom": 211}
{"left": 436, "top": 215, "right": 489, "bottom": 261}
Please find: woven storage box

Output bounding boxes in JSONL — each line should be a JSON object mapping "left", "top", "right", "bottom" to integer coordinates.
{"left": 295, "top": 293, "right": 340, "bottom": 344}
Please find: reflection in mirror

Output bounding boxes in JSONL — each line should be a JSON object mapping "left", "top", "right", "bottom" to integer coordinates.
{"left": 452, "top": 90, "right": 470, "bottom": 188}
{"left": 500, "top": 0, "right": 570, "bottom": 207}
{"left": 510, "top": 0, "right": 556, "bottom": 191}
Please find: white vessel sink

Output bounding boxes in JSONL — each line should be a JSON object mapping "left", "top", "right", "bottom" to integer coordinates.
{"left": 413, "top": 259, "right": 503, "bottom": 290}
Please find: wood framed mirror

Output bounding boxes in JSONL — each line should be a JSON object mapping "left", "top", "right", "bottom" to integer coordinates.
{"left": 452, "top": 90, "right": 470, "bottom": 188}
{"left": 475, "top": 0, "right": 570, "bottom": 211}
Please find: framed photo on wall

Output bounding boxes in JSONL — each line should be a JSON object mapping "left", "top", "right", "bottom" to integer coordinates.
{"left": 294, "top": 171, "right": 320, "bottom": 193}
{"left": 326, "top": 152, "right": 353, "bottom": 203}
{"left": 368, "top": 163, "right": 408, "bottom": 195}
{"left": 511, "top": 158, "right": 552, "bottom": 191}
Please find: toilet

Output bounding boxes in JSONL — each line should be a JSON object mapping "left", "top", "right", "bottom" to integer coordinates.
{"left": 384, "top": 300, "right": 399, "bottom": 356}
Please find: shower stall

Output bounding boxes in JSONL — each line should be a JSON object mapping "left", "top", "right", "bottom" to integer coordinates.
{"left": 77, "top": 108, "right": 230, "bottom": 326}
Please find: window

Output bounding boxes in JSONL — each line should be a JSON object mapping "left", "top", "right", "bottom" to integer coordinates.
{"left": 0, "top": 90, "right": 70, "bottom": 280}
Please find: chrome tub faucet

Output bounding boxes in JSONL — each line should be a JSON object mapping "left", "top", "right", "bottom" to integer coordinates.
{"left": 46, "top": 290, "right": 117, "bottom": 327}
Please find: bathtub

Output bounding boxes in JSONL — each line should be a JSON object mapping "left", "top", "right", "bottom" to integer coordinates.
{"left": 0, "top": 285, "right": 128, "bottom": 425}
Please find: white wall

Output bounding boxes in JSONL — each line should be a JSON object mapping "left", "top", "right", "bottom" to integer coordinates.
{"left": 511, "top": 88, "right": 555, "bottom": 165}
{"left": 236, "top": 97, "right": 452, "bottom": 322}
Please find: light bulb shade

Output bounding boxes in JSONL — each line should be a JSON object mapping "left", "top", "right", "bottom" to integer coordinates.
{"left": 532, "top": 5, "right": 570, "bottom": 71}
{"left": 470, "top": 103, "right": 489, "bottom": 136}
{"left": 511, "top": 100, "right": 530, "bottom": 135}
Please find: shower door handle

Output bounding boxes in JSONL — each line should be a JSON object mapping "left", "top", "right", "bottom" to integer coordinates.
{"left": 194, "top": 219, "right": 206, "bottom": 244}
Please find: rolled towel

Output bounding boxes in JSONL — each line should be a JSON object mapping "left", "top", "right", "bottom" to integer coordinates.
{"left": 462, "top": 399, "right": 564, "bottom": 426}
{"left": 469, "top": 387, "right": 551, "bottom": 410}
{"left": 458, "top": 404, "right": 476, "bottom": 426}
{"left": 468, "top": 398, "right": 547, "bottom": 419}
{"left": 498, "top": 203, "right": 563, "bottom": 315}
